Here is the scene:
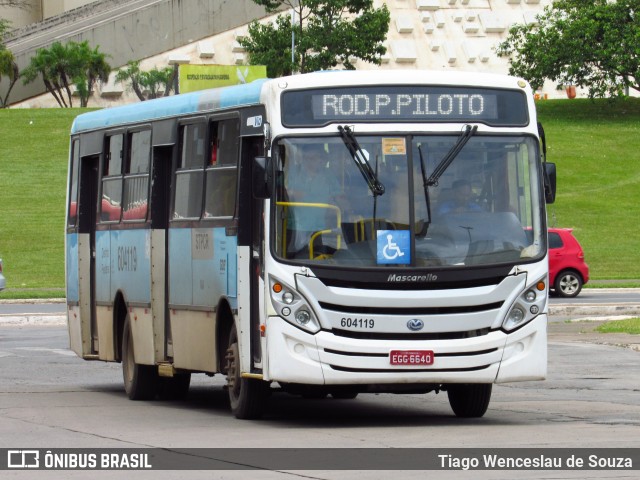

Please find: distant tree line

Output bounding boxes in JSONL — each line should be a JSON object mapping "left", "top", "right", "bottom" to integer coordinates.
{"left": 0, "top": 18, "right": 19, "bottom": 107}
{"left": 0, "top": 34, "right": 175, "bottom": 107}
{"left": 20, "top": 40, "right": 111, "bottom": 107}
{"left": 3, "top": 0, "right": 638, "bottom": 107}
{"left": 240, "top": 0, "right": 391, "bottom": 77}
{"left": 115, "top": 61, "right": 176, "bottom": 101}
{"left": 497, "top": 0, "right": 639, "bottom": 98}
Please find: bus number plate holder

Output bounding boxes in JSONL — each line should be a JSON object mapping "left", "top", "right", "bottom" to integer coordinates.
{"left": 389, "top": 350, "right": 434, "bottom": 366}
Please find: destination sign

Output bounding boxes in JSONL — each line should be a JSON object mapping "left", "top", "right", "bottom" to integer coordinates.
{"left": 282, "top": 86, "right": 528, "bottom": 127}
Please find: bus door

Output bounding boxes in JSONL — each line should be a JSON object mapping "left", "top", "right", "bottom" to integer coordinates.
{"left": 149, "top": 141, "right": 173, "bottom": 362}
{"left": 237, "top": 107, "right": 267, "bottom": 374}
{"left": 238, "top": 135, "right": 265, "bottom": 368}
{"left": 76, "top": 154, "right": 99, "bottom": 356}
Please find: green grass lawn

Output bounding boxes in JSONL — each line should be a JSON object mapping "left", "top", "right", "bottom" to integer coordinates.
{"left": 595, "top": 318, "right": 640, "bottom": 335}
{"left": 0, "top": 109, "right": 84, "bottom": 294}
{"left": 536, "top": 98, "right": 640, "bottom": 280}
{"left": 0, "top": 98, "right": 639, "bottom": 297}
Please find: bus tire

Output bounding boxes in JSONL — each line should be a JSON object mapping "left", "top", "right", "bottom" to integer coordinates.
{"left": 122, "top": 315, "right": 157, "bottom": 401}
{"left": 447, "top": 383, "right": 492, "bottom": 418}
{"left": 225, "top": 325, "right": 269, "bottom": 419}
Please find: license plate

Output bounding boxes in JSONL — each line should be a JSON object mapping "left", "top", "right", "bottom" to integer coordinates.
{"left": 389, "top": 350, "right": 434, "bottom": 366}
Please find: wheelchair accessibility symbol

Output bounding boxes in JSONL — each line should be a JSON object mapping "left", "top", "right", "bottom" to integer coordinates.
{"left": 377, "top": 230, "right": 411, "bottom": 265}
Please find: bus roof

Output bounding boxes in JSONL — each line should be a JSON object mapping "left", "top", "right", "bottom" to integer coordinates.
{"left": 71, "top": 70, "right": 531, "bottom": 134}
{"left": 275, "top": 69, "right": 529, "bottom": 91}
{"left": 71, "top": 77, "right": 270, "bottom": 134}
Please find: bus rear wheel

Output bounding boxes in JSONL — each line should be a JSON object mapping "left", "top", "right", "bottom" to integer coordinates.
{"left": 224, "top": 325, "right": 270, "bottom": 419}
{"left": 447, "top": 384, "right": 492, "bottom": 418}
{"left": 122, "top": 315, "right": 157, "bottom": 400}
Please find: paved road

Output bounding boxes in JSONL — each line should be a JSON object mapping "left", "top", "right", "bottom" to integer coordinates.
{"left": 552, "top": 288, "right": 640, "bottom": 308}
{"left": 0, "top": 325, "right": 638, "bottom": 479}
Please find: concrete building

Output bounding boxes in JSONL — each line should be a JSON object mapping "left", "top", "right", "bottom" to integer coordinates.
{"left": 2, "top": 0, "right": 578, "bottom": 109}
{"left": 0, "top": 0, "right": 97, "bottom": 27}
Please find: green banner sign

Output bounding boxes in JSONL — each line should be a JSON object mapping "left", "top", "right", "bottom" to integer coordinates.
{"left": 179, "top": 65, "right": 267, "bottom": 93}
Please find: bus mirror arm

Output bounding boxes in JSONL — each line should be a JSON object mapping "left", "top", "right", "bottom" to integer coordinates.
{"left": 253, "top": 156, "right": 272, "bottom": 199}
{"left": 543, "top": 162, "right": 556, "bottom": 204}
{"left": 538, "top": 122, "right": 556, "bottom": 204}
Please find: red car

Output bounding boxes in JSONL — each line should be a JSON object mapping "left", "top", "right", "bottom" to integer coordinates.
{"left": 548, "top": 228, "right": 590, "bottom": 297}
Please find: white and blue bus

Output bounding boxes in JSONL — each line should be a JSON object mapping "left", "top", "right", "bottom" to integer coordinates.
{"left": 66, "top": 70, "right": 556, "bottom": 419}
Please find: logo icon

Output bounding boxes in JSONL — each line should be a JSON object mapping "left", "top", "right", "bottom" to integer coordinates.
{"left": 407, "top": 319, "right": 425, "bottom": 331}
{"left": 8, "top": 450, "right": 40, "bottom": 469}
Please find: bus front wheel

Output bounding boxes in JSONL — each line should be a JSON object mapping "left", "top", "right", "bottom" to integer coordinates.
{"left": 224, "top": 325, "right": 270, "bottom": 419}
{"left": 122, "top": 315, "right": 157, "bottom": 400}
{"left": 447, "top": 383, "right": 492, "bottom": 418}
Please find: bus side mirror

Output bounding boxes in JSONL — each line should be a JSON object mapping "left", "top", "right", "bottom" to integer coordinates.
{"left": 253, "top": 156, "right": 271, "bottom": 199}
{"left": 544, "top": 162, "right": 556, "bottom": 204}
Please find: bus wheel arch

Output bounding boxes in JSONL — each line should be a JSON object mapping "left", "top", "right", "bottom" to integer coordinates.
{"left": 121, "top": 308, "right": 157, "bottom": 400}
{"left": 217, "top": 298, "right": 270, "bottom": 419}
{"left": 223, "top": 322, "right": 270, "bottom": 419}
{"left": 113, "top": 291, "right": 157, "bottom": 400}
{"left": 216, "top": 299, "right": 235, "bottom": 373}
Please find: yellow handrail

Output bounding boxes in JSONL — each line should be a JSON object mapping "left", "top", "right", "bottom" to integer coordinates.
{"left": 276, "top": 202, "right": 342, "bottom": 258}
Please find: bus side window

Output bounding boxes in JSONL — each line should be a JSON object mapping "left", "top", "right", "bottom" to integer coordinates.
{"left": 205, "top": 119, "right": 239, "bottom": 218}
{"left": 68, "top": 139, "right": 80, "bottom": 227}
{"left": 101, "top": 134, "right": 124, "bottom": 222}
{"left": 122, "top": 130, "right": 151, "bottom": 221}
{"left": 173, "top": 123, "right": 206, "bottom": 220}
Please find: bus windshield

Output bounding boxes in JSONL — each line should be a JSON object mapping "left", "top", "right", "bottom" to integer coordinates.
{"left": 273, "top": 134, "right": 544, "bottom": 268}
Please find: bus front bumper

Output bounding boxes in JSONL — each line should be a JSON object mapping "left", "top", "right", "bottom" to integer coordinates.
{"left": 264, "top": 315, "right": 547, "bottom": 385}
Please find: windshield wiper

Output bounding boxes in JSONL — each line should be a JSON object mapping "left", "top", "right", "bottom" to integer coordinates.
{"left": 426, "top": 124, "right": 478, "bottom": 187}
{"left": 417, "top": 143, "right": 432, "bottom": 233}
{"left": 338, "top": 125, "right": 385, "bottom": 196}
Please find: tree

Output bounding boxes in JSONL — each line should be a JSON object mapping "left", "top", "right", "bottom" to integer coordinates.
{"left": 22, "top": 44, "right": 68, "bottom": 107}
{"left": 21, "top": 40, "right": 111, "bottom": 107}
{"left": 240, "top": 0, "right": 390, "bottom": 77}
{"left": 67, "top": 41, "right": 111, "bottom": 107}
{"left": 496, "top": 0, "right": 640, "bottom": 98}
{"left": 0, "top": 18, "right": 19, "bottom": 108}
{"left": 115, "top": 60, "right": 176, "bottom": 101}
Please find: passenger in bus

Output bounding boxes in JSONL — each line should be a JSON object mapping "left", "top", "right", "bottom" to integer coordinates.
{"left": 437, "top": 179, "right": 483, "bottom": 215}
{"left": 285, "top": 145, "right": 340, "bottom": 256}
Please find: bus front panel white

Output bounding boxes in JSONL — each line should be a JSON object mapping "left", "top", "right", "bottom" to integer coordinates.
{"left": 265, "top": 315, "right": 546, "bottom": 385}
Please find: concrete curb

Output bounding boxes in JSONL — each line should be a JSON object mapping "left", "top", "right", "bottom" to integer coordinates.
{"left": 0, "top": 315, "right": 67, "bottom": 326}
{"left": 549, "top": 304, "right": 640, "bottom": 317}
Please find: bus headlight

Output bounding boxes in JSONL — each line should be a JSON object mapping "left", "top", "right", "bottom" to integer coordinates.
{"left": 502, "top": 276, "right": 547, "bottom": 332}
{"left": 282, "top": 291, "right": 294, "bottom": 304}
{"left": 269, "top": 275, "right": 321, "bottom": 334}
{"left": 295, "top": 309, "right": 312, "bottom": 326}
{"left": 508, "top": 306, "right": 526, "bottom": 325}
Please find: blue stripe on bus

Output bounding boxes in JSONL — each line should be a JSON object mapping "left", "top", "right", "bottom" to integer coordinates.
{"left": 95, "top": 229, "right": 151, "bottom": 304}
{"left": 168, "top": 227, "right": 237, "bottom": 308}
{"left": 71, "top": 78, "right": 269, "bottom": 133}
{"left": 66, "top": 233, "right": 79, "bottom": 302}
